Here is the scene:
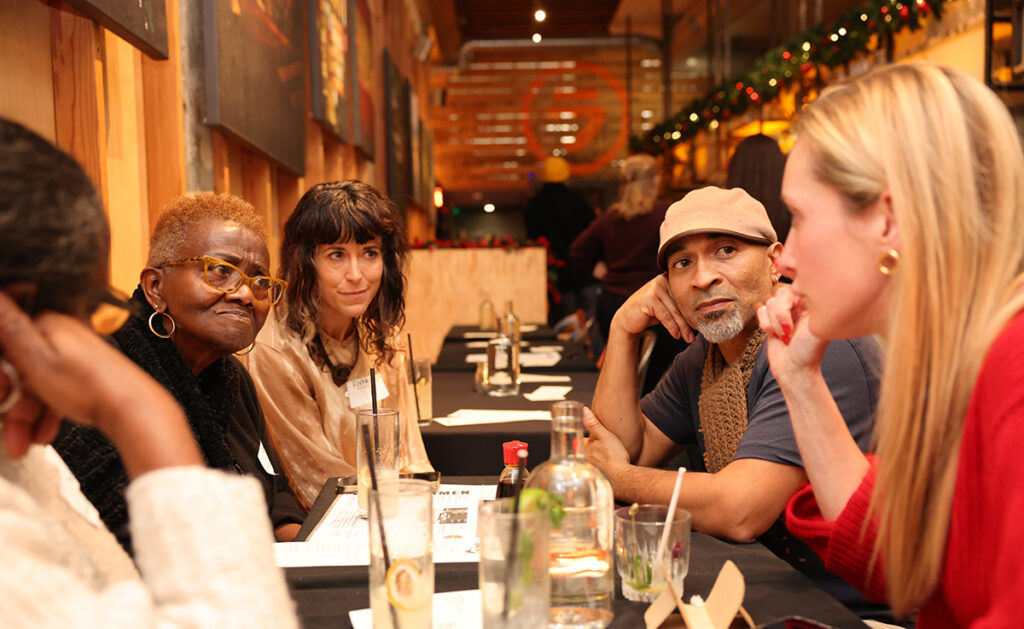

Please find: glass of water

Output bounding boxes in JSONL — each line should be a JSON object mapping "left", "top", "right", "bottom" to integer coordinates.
{"left": 478, "top": 498, "right": 551, "bottom": 628}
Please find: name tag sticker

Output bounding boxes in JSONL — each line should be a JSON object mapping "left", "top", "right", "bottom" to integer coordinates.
{"left": 347, "top": 374, "right": 390, "bottom": 409}
{"left": 258, "top": 441, "right": 277, "bottom": 475}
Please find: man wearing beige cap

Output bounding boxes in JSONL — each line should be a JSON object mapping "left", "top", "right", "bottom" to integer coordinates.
{"left": 584, "top": 187, "right": 882, "bottom": 610}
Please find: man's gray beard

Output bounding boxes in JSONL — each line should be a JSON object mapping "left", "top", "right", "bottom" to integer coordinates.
{"left": 694, "top": 306, "right": 745, "bottom": 344}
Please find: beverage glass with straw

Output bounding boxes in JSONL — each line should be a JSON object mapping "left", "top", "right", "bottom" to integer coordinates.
{"left": 478, "top": 450, "right": 551, "bottom": 628}
{"left": 364, "top": 436, "right": 434, "bottom": 628}
{"left": 407, "top": 333, "right": 432, "bottom": 427}
{"left": 357, "top": 369, "right": 401, "bottom": 517}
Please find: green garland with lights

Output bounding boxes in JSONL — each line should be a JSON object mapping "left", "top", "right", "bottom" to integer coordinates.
{"left": 631, "top": 0, "right": 950, "bottom": 154}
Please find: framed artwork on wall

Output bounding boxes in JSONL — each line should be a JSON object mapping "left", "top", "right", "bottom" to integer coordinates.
{"left": 66, "top": 0, "right": 168, "bottom": 59}
{"left": 309, "top": 0, "right": 352, "bottom": 142}
{"left": 203, "top": 0, "right": 305, "bottom": 175}
{"left": 384, "top": 49, "right": 411, "bottom": 210}
{"left": 349, "top": 0, "right": 375, "bottom": 157}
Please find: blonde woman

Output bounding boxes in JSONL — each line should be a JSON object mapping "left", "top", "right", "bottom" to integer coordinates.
{"left": 570, "top": 154, "right": 667, "bottom": 345}
{"left": 757, "top": 63, "right": 1024, "bottom": 625}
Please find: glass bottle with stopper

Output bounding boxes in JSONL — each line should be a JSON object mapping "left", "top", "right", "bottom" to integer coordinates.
{"left": 524, "top": 400, "right": 614, "bottom": 628}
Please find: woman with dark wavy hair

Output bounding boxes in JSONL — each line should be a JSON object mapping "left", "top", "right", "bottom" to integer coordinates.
{"left": 247, "top": 181, "right": 431, "bottom": 508}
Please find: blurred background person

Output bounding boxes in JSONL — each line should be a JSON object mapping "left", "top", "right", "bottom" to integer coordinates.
{"left": 570, "top": 154, "right": 667, "bottom": 352}
{"left": 247, "top": 181, "right": 432, "bottom": 509}
{"left": 55, "top": 194, "right": 306, "bottom": 552}
{"left": 0, "top": 117, "right": 297, "bottom": 629}
{"left": 727, "top": 134, "right": 790, "bottom": 244}
{"left": 526, "top": 155, "right": 597, "bottom": 325}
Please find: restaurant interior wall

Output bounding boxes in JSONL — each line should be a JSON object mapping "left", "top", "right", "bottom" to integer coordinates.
{"left": 0, "top": 0, "right": 437, "bottom": 293}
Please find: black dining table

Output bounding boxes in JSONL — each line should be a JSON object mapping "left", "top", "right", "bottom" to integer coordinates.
{"left": 286, "top": 476, "right": 866, "bottom": 629}
{"left": 421, "top": 368, "right": 599, "bottom": 476}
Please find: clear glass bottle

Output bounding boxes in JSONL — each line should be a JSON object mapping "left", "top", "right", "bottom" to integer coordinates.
{"left": 501, "top": 300, "right": 521, "bottom": 344}
{"left": 496, "top": 440, "right": 530, "bottom": 498}
{"left": 485, "top": 330, "right": 520, "bottom": 397}
{"left": 479, "top": 298, "right": 496, "bottom": 331}
{"left": 525, "top": 401, "right": 614, "bottom": 628}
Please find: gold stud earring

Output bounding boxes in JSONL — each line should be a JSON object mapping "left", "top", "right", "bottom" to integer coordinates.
{"left": 878, "top": 249, "right": 900, "bottom": 276}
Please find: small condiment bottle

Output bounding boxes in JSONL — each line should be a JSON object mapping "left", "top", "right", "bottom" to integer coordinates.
{"left": 496, "top": 440, "right": 529, "bottom": 498}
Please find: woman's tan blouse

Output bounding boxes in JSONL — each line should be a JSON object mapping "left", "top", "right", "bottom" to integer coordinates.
{"left": 246, "top": 309, "right": 431, "bottom": 510}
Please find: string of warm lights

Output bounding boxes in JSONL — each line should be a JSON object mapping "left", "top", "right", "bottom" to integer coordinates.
{"left": 631, "top": 0, "right": 951, "bottom": 154}
{"left": 532, "top": 4, "right": 545, "bottom": 43}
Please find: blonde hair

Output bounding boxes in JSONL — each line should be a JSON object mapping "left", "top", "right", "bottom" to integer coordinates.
{"left": 610, "top": 154, "right": 659, "bottom": 219}
{"left": 148, "top": 192, "right": 266, "bottom": 267}
{"left": 797, "top": 62, "right": 1024, "bottom": 614}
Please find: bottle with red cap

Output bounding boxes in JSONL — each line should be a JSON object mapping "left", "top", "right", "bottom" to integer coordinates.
{"left": 496, "top": 440, "right": 529, "bottom": 498}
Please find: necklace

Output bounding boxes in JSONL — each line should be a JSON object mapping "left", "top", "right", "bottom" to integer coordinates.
{"left": 312, "top": 333, "right": 354, "bottom": 387}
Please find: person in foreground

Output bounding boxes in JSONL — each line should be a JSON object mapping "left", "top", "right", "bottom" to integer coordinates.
{"left": 757, "top": 62, "right": 1024, "bottom": 626}
{"left": 0, "top": 118, "right": 297, "bottom": 628}
{"left": 55, "top": 193, "right": 305, "bottom": 551}
{"left": 247, "top": 181, "right": 431, "bottom": 509}
{"left": 584, "top": 186, "right": 883, "bottom": 610}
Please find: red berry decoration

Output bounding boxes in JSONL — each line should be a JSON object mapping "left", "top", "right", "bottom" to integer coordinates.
{"left": 899, "top": 5, "right": 910, "bottom": 19}
{"left": 919, "top": 2, "right": 930, "bottom": 14}
{"left": 880, "top": 5, "right": 889, "bottom": 14}
{"left": 800, "top": 61, "right": 814, "bottom": 74}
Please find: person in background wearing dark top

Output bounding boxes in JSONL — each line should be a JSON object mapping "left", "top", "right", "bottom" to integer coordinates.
{"left": 570, "top": 154, "right": 666, "bottom": 345}
{"left": 55, "top": 193, "right": 306, "bottom": 554}
{"left": 583, "top": 186, "right": 890, "bottom": 620}
{"left": 569, "top": 155, "right": 688, "bottom": 387}
{"left": 727, "top": 134, "right": 790, "bottom": 244}
{"left": 526, "top": 155, "right": 597, "bottom": 324}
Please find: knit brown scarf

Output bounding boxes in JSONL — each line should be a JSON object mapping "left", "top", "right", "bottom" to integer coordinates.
{"left": 697, "top": 327, "right": 765, "bottom": 473}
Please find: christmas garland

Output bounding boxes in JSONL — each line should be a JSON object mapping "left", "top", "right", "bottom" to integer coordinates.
{"left": 631, "top": 0, "right": 949, "bottom": 154}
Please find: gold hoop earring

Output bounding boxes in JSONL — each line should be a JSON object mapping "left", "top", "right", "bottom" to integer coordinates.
{"left": 148, "top": 311, "right": 175, "bottom": 339}
{"left": 234, "top": 342, "right": 255, "bottom": 357}
{"left": 878, "top": 249, "right": 900, "bottom": 276}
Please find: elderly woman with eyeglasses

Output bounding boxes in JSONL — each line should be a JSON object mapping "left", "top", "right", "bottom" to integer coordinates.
{"left": 55, "top": 193, "right": 305, "bottom": 552}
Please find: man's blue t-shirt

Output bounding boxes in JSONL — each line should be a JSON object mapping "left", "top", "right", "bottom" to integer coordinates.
{"left": 640, "top": 335, "right": 880, "bottom": 471}
{"left": 638, "top": 334, "right": 883, "bottom": 612}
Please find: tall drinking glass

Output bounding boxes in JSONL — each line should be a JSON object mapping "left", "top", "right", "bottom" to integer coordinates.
{"left": 357, "top": 408, "right": 401, "bottom": 517}
{"left": 613, "top": 505, "right": 691, "bottom": 602}
{"left": 368, "top": 478, "right": 434, "bottom": 629}
{"left": 409, "top": 358, "right": 433, "bottom": 427}
{"left": 478, "top": 498, "right": 551, "bottom": 628}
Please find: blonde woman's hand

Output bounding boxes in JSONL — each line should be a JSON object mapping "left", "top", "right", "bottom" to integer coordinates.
{"left": 756, "top": 285, "right": 829, "bottom": 389}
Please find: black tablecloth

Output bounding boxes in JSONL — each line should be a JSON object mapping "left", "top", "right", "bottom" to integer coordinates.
{"left": 445, "top": 324, "right": 558, "bottom": 343}
{"left": 421, "top": 370, "right": 599, "bottom": 476}
{"left": 433, "top": 339, "right": 597, "bottom": 373}
{"left": 287, "top": 477, "right": 865, "bottom": 629}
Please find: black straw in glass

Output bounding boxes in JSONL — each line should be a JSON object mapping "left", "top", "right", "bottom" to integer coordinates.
{"left": 370, "top": 368, "right": 380, "bottom": 454}
{"left": 362, "top": 422, "right": 399, "bottom": 628}
{"left": 502, "top": 448, "right": 528, "bottom": 620}
{"left": 407, "top": 332, "right": 422, "bottom": 423}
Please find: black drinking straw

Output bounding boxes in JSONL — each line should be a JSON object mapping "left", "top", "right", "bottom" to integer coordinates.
{"left": 503, "top": 448, "right": 528, "bottom": 620}
{"left": 370, "top": 368, "right": 381, "bottom": 454}
{"left": 407, "top": 332, "right": 422, "bottom": 423}
{"left": 362, "top": 422, "right": 400, "bottom": 628}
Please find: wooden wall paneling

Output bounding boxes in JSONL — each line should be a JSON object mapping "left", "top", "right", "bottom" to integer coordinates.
{"left": 323, "top": 134, "right": 343, "bottom": 181}
{"left": 304, "top": 119, "right": 326, "bottom": 186}
{"left": 211, "top": 128, "right": 230, "bottom": 194}
{"left": 103, "top": 31, "right": 150, "bottom": 292}
{"left": 276, "top": 170, "right": 302, "bottom": 258}
{"left": 241, "top": 149, "right": 278, "bottom": 273}
{"left": 141, "top": 0, "right": 184, "bottom": 228}
{"left": 0, "top": 0, "right": 56, "bottom": 141}
{"left": 403, "top": 247, "right": 547, "bottom": 361}
{"left": 50, "top": 2, "right": 107, "bottom": 204}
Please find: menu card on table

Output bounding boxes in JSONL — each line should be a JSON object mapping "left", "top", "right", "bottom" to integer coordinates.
{"left": 273, "top": 484, "right": 497, "bottom": 567}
